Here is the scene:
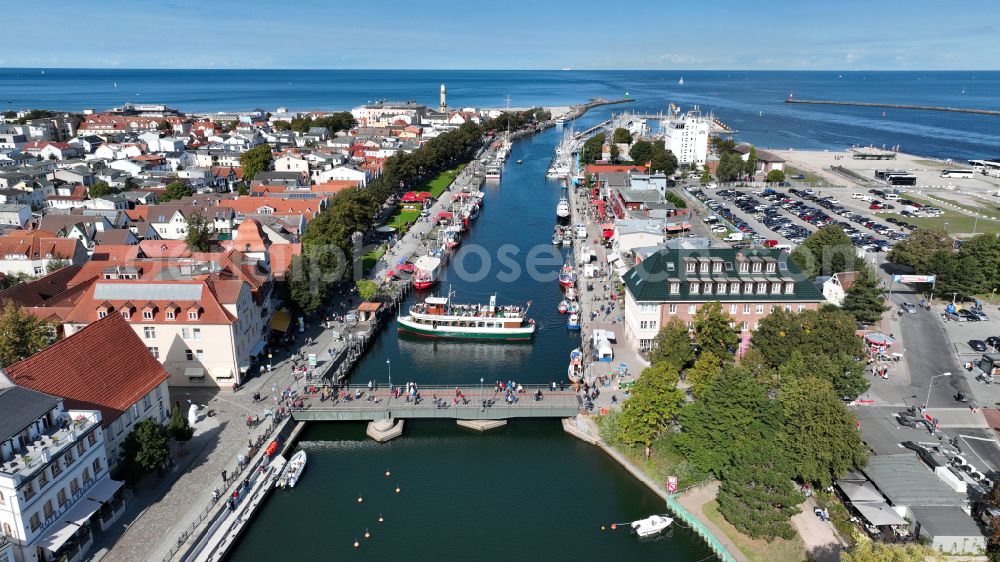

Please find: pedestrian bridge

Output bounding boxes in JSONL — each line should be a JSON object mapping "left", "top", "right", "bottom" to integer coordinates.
{"left": 291, "top": 384, "right": 584, "bottom": 422}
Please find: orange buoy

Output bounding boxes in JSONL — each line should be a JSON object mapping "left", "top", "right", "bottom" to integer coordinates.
{"left": 610, "top": 523, "right": 617, "bottom": 530}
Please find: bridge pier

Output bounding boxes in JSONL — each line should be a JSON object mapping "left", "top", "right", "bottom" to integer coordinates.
{"left": 456, "top": 419, "right": 507, "bottom": 432}
{"left": 366, "top": 418, "right": 404, "bottom": 442}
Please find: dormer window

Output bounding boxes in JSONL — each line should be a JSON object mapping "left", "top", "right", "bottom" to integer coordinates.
{"left": 713, "top": 262, "right": 722, "bottom": 273}
{"left": 97, "top": 302, "right": 114, "bottom": 319}
{"left": 670, "top": 282, "right": 680, "bottom": 294}
{"left": 757, "top": 282, "right": 767, "bottom": 294}
{"left": 717, "top": 282, "right": 727, "bottom": 295}
{"left": 690, "top": 282, "right": 700, "bottom": 295}
{"left": 771, "top": 282, "right": 782, "bottom": 294}
{"left": 703, "top": 282, "right": 712, "bottom": 295}
{"left": 752, "top": 262, "right": 762, "bottom": 273}
{"left": 188, "top": 306, "right": 202, "bottom": 320}
{"left": 685, "top": 261, "right": 695, "bottom": 273}
{"left": 121, "top": 309, "right": 131, "bottom": 320}
{"left": 699, "top": 262, "right": 709, "bottom": 273}
{"left": 785, "top": 282, "right": 795, "bottom": 295}
{"left": 739, "top": 262, "right": 749, "bottom": 273}
{"left": 142, "top": 303, "right": 157, "bottom": 320}
{"left": 766, "top": 262, "right": 776, "bottom": 273}
{"left": 730, "top": 281, "right": 740, "bottom": 294}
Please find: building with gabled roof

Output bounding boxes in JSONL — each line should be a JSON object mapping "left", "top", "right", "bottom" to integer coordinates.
{"left": 4, "top": 314, "right": 171, "bottom": 468}
{"left": 0, "top": 231, "right": 87, "bottom": 277}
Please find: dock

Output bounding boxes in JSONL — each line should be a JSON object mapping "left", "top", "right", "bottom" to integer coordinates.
{"left": 786, "top": 98, "right": 1000, "bottom": 116}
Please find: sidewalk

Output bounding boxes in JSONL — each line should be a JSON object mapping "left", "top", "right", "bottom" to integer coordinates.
{"left": 790, "top": 496, "right": 842, "bottom": 562}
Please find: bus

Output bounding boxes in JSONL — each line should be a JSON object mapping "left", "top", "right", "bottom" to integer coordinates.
{"left": 941, "top": 169, "right": 974, "bottom": 179}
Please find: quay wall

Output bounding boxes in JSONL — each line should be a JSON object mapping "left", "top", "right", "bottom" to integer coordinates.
{"left": 786, "top": 98, "right": 1000, "bottom": 116}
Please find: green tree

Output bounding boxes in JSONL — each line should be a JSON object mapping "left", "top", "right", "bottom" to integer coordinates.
{"left": 157, "top": 120, "right": 173, "bottom": 131}
{"left": 779, "top": 376, "right": 868, "bottom": 487}
{"left": 684, "top": 351, "right": 723, "bottom": 399}
{"left": 712, "top": 137, "right": 737, "bottom": 155}
{"left": 240, "top": 143, "right": 273, "bottom": 182}
{"left": 356, "top": 279, "right": 379, "bottom": 302}
{"left": 931, "top": 250, "right": 983, "bottom": 299}
{"left": 612, "top": 127, "right": 632, "bottom": 144}
{"left": 160, "top": 180, "right": 193, "bottom": 203}
{"left": 648, "top": 142, "right": 679, "bottom": 176}
{"left": 288, "top": 253, "right": 325, "bottom": 314}
{"left": 629, "top": 140, "right": 653, "bottom": 165}
{"left": 235, "top": 182, "right": 249, "bottom": 196}
{"left": 700, "top": 167, "right": 712, "bottom": 185}
{"left": 312, "top": 112, "right": 356, "bottom": 134}
{"left": 650, "top": 317, "right": 695, "bottom": 371}
{"left": 791, "top": 225, "right": 864, "bottom": 280}
{"left": 167, "top": 406, "right": 194, "bottom": 441}
{"left": 581, "top": 133, "right": 605, "bottom": 165}
{"left": 717, "top": 439, "right": 803, "bottom": 540}
{"left": 887, "top": 227, "right": 953, "bottom": 273}
{"left": 715, "top": 153, "right": 743, "bottom": 182}
{"left": 0, "top": 300, "right": 54, "bottom": 366}
{"left": 958, "top": 233, "right": 1000, "bottom": 294}
{"left": 45, "top": 258, "right": 70, "bottom": 273}
{"left": 842, "top": 532, "right": 940, "bottom": 562}
{"left": 121, "top": 418, "right": 170, "bottom": 474}
{"left": 744, "top": 146, "right": 758, "bottom": 177}
{"left": 676, "top": 365, "right": 781, "bottom": 474}
{"left": 841, "top": 265, "right": 889, "bottom": 324}
{"left": 765, "top": 169, "right": 785, "bottom": 183}
{"left": 89, "top": 181, "right": 112, "bottom": 198}
{"left": 617, "top": 362, "right": 685, "bottom": 445}
{"left": 693, "top": 301, "right": 737, "bottom": 360}
{"left": 184, "top": 212, "right": 213, "bottom": 253}
{"left": 664, "top": 191, "right": 687, "bottom": 209}
{"left": 273, "top": 121, "right": 292, "bottom": 132}
{"left": 609, "top": 144, "right": 620, "bottom": 164}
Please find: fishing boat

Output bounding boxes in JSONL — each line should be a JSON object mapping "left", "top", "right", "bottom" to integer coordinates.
{"left": 556, "top": 197, "right": 571, "bottom": 219}
{"left": 397, "top": 292, "right": 535, "bottom": 341}
{"left": 558, "top": 262, "right": 577, "bottom": 288}
{"left": 565, "top": 287, "right": 577, "bottom": 301}
{"left": 464, "top": 202, "right": 480, "bottom": 220}
{"left": 567, "top": 313, "right": 580, "bottom": 330}
{"left": 552, "top": 230, "right": 562, "bottom": 245}
{"left": 412, "top": 255, "right": 442, "bottom": 290}
{"left": 558, "top": 299, "right": 570, "bottom": 314}
{"left": 567, "top": 348, "right": 583, "bottom": 382}
{"left": 277, "top": 450, "right": 307, "bottom": 489}
{"left": 563, "top": 229, "right": 573, "bottom": 245}
{"left": 444, "top": 226, "right": 462, "bottom": 249}
{"left": 631, "top": 515, "right": 673, "bottom": 538}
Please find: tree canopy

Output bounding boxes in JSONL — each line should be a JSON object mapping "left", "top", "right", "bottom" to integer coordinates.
{"left": 616, "top": 362, "right": 685, "bottom": 446}
{"left": 0, "top": 300, "right": 54, "bottom": 366}
{"left": 684, "top": 351, "right": 724, "bottom": 399}
{"left": 693, "top": 301, "right": 737, "bottom": 360}
{"left": 791, "top": 225, "right": 864, "bottom": 280}
{"left": 841, "top": 265, "right": 888, "bottom": 325}
{"left": 715, "top": 153, "right": 743, "bottom": 182}
{"left": 240, "top": 143, "right": 273, "bottom": 182}
{"left": 717, "top": 439, "right": 803, "bottom": 540}
{"left": 629, "top": 140, "right": 653, "bottom": 165}
{"left": 185, "top": 211, "right": 213, "bottom": 253}
{"left": 765, "top": 169, "right": 786, "bottom": 183}
{"left": 356, "top": 279, "right": 379, "bottom": 302}
{"left": 160, "top": 181, "right": 193, "bottom": 203}
{"left": 648, "top": 141, "right": 679, "bottom": 176}
{"left": 121, "top": 418, "right": 170, "bottom": 475}
{"left": 167, "top": 406, "right": 194, "bottom": 441}
{"left": 650, "top": 317, "right": 695, "bottom": 371}
{"left": 89, "top": 181, "right": 112, "bottom": 198}
{"left": 612, "top": 127, "right": 632, "bottom": 144}
{"left": 581, "top": 133, "right": 606, "bottom": 165}
{"left": 887, "top": 227, "right": 953, "bottom": 273}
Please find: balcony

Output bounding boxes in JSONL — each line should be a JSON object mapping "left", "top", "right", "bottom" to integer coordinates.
{"left": 0, "top": 412, "right": 99, "bottom": 483}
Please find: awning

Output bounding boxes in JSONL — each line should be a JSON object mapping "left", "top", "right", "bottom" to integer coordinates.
{"left": 838, "top": 480, "right": 884, "bottom": 503}
{"left": 854, "top": 502, "right": 907, "bottom": 526}
{"left": 603, "top": 230, "right": 614, "bottom": 239}
{"left": 270, "top": 309, "right": 292, "bottom": 332}
{"left": 864, "top": 332, "right": 894, "bottom": 346}
{"left": 85, "top": 478, "right": 124, "bottom": 504}
{"left": 375, "top": 225, "right": 396, "bottom": 233}
{"left": 250, "top": 339, "right": 267, "bottom": 357}
{"left": 184, "top": 367, "right": 205, "bottom": 379}
{"left": 40, "top": 498, "right": 101, "bottom": 552}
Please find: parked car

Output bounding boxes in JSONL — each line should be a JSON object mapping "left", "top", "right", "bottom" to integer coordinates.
{"left": 970, "top": 339, "right": 988, "bottom": 352}
{"left": 968, "top": 309, "right": 990, "bottom": 321}
{"left": 900, "top": 303, "right": 917, "bottom": 314}
{"left": 986, "top": 336, "right": 1000, "bottom": 350}
{"left": 958, "top": 309, "right": 981, "bottom": 322}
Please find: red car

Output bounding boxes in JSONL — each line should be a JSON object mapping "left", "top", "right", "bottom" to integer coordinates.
{"left": 869, "top": 202, "right": 885, "bottom": 210}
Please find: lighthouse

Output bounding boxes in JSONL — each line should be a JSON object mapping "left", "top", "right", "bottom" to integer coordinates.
{"left": 439, "top": 83, "right": 447, "bottom": 113}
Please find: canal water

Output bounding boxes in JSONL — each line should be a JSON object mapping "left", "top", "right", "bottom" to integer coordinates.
{"left": 229, "top": 114, "right": 715, "bottom": 560}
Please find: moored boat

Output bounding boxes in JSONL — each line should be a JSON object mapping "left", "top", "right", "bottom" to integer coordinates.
{"left": 485, "top": 163, "right": 502, "bottom": 181}
{"left": 558, "top": 262, "right": 577, "bottom": 288}
{"left": 397, "top": 292, "right": 535, "bottom": 341}
{"left": 412, "top": 255, "right": 442, "bottom": 290}
{"left": 277, "top": 450, "right": 307, "bottom": 489}
{"left": 567, "top": 348, "right": 583, "bottom": 382}
{"left": 567, "top": 313, "right": 580, "bottom": 330}
{"left": 556, "top": 197, "right": 570, "bottom": 219}
{"left": 558, "top": 299, "right": 569, "bottom": 314}
{"left": 631, "top": 514, "right": 673, "bottom": 538}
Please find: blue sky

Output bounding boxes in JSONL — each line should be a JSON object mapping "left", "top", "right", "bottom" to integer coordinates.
{"left": 2, "top": 0, "right": 997, "bottom": 69}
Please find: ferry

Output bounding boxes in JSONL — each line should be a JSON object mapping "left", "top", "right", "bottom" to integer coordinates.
{"left": 556, "top": 197, "right": 570, "bottom": 219}
{"left": 412, "top": 255, "right": 442, "bottom": 290}
{"left": 485, "top": 163, "right": 502, "bottom": 181}
{"left": 277, "top": 450, "right": 307, "bottom": 489}
{"left": 558, "top": 261, "right": 577, "bottom": 288}
{"left": 397, "top": 293, "right": 535, "bottom": 341}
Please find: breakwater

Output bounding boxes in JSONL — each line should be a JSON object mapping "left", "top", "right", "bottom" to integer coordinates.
{"left": 786, "top": 98, "right": 1000, "bottom": 116}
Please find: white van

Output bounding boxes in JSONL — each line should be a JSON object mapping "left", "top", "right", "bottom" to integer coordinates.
{"left": 884, "top": 193, "right": 900, "bottom": 201}
{"left": 724, "top": 232, "right": 746, "bottom": 242}
{"left": 852, "top": 193, "right": 865, "bottom": 199}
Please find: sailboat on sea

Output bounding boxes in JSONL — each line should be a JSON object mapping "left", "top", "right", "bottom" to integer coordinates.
{"left": 678, "top": 77, "right": 684, "bottom": 85}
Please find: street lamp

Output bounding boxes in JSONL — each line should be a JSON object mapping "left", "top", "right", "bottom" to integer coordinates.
{"left": 924, "top": 372, "right": 952, "bottom": 411}
{"left": 480, "top": 377, "right": 484, "bottom": 414}
{"left": 386, "top": 359, "right": 392, "bottom": 398}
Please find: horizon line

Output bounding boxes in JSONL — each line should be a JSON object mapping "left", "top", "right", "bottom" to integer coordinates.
{"left": 1, "top": 67, "right": 997, "bottom": 72}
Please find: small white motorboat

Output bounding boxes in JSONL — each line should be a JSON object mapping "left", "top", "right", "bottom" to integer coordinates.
{"left": 631, "top": 514, "right": 673, "bottom": 538}
{"left": 277, "top": 450, "right": 307, "bottom": 489}
{"left": 556, "top": 197, "right": 570, "bottom": 219}
{"left": 567, "top": 313, "right": 580, "bottom": 330}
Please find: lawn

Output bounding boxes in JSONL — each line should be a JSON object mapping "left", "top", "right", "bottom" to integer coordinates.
{"left": 785, "top": 166, "right": 835, "bottom": 188}
{"left": 361, "top": 245, "right": 386, "bottom": 275}
{"left": 876, "top": 193, "right": 1000, "bottom": 235}
{"left": 387, "top": 208, "right": 420, "bottom": 229}
{"left": 702, "top": 500, "right": 806, "bottom": 562}
{"left": 422, "top": 163, "right": 467, "bottom": 198}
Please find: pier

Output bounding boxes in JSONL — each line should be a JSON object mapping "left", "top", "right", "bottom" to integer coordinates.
{"left": 786, "top": 97, "right": 1000, "bottom": 116}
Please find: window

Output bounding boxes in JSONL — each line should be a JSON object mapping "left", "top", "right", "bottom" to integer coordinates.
{"left": 639, "top": 339, "right": 652, "bottom": 351}
{"left": 192, "top": 328, "right": 202, "bottom": 340}
{"left": 752, "top": 262, "right": 762, "bottom": 273}
{"left": 689, "top": 282, "right": 699, "bottom": 295}
{"left": 188, "top": 310, "right": 199, "bottom": 320}
{"left": 729, "top": 304, "right": 737, "bottom": 315}
{"left": 699, "top": 262, "right": 709, "bottom": 273}
{"left": 717, "top": 283, "right": 726, "bottom": 295}
{"left": 43, "top": 499, "right": 54, "bottom": 519}
{"left": 185, "top": 349, "right": 194, "bottom": 361}
{"left": 38, "top": 470, "right": 48, "bottom": 489}
{"left": 687, "top": 304, "right": 696, "bottom": 315}
{"left": 121, "top": 309, "right": 131, "bottom": 320}
{"left": 757, "top": 283, "right": 767, "bottom": 294}
{"left": 147, "top": 346, "right": 159, "bottom": 359}
{"left": 741, "top": 321, "right": 749, "bottom": 331}
{"left": 785, "top": 304, "right": 792, "bottom": 312}
{"left": 82, "top": 467, "right": 91, "bottom": 484}
{"left": 0, "top": 490, "right": 4, "bottom": 505}
{"left": 70, "top": 478, "right": 79, "bottom": 495}
{"left": 34, "top": 266, "right": 43, "bottom": 275}
{"left": 713, "top": 261, "right": 722, "bottom": 273}
{"left": 93, "top": 458, "right": 103, "bottom": 474}
{"left": 143, "top": 309, "right": 154, "bottom": 320}
{"left": 766, "top": 262, "right": 776, "bottom": 273}
{"left": 756, "top": 304, "right": 764, "bottom": 314}
{"left": 703, "top": 282, "right": 712, "bottom": 295}
{"left": 797, "top": 304, "right": 806, "bottom": 312}
{"left": 739, "top": 262, "right": 748, "bottom": 273}
{"left": 785, "top": 282, "right": 795, "bottom": 295}
{"left": 144, "top": 326, "right": 156, "bottom": 339}
{"left": 77, "top": 441, "right": 85, "bottom": 456}
{"left": 730, "top": 281, "right": 740, "bottom": 294}
{"left": 181, "top": 328, "right": 190, "bottom": 339}
{"left": 670, "top": 282, "right": 680, "bottom": 294}
{"left": 668, "top": 304, "right": 677, "bottom": 314}
{"left": 98, "top": 310, "right": 108, "bottom": 319}
{"left": 143, "top": 394, "right": 152, "bottom": 410}
{"left": 51, "top": 461, "right": 62, "bottom": 477}
{"left": 743, "top": 304, "right": 750, "bottom": 314}
{"left": 686, "top": 262, "right": 695, "bottom": 273}
{"left": 771, "top": 282, "right": 781, "bottom": 294}
{"left": 57, "top": 488, "right": 67, "bottom": 507}
{"left": 64, "top": 449, "right": 74, "bottom": 466}
{"left": 166, "top": 309, "right": 176, "bottom": 320}
{"left": 29, "top": 512, "right": 41, "bottom": 532}
{"left": 23, "top": 481, "right": 35, "bottom": 501}
{"left": 88, "top": 432, "right": 97, "bottom": 446}
{"left": 196, "top": 349, "right": 205, "bottom": 360}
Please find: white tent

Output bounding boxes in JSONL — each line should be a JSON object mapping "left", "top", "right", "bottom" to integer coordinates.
{"left": 854, "top": 502, "right": 907, "bottom": 526}
{"left": 188, "top": 403, "right": 199, "bottom": 426}
{"left": 596, "top": 339, "right": 613, "bottom": 362}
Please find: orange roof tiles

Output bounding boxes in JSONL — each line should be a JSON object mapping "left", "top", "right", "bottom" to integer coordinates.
{"left": 5, "top": 314, "right": 169, "bottom": 426}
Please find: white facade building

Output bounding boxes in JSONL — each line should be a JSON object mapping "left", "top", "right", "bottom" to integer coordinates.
{"left": 661, "top": 109, "right": 710, "bottom": 166}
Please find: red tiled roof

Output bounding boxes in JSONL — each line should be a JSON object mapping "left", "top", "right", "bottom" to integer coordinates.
{"left": 267, "top": 243, "right": 300, "bottom": 280}
{"left": 0, "top": 231, "right": 81, "bottom": 261}
{"left": 5, "top": 314, "right": 169, "bottom": 426}
{"left": 584, "top": 164, "right": 649, "bottom": 174}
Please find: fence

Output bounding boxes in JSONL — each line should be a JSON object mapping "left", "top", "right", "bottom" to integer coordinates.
{"left": 666, "top": 493, "right": 738, "bottom": 562}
